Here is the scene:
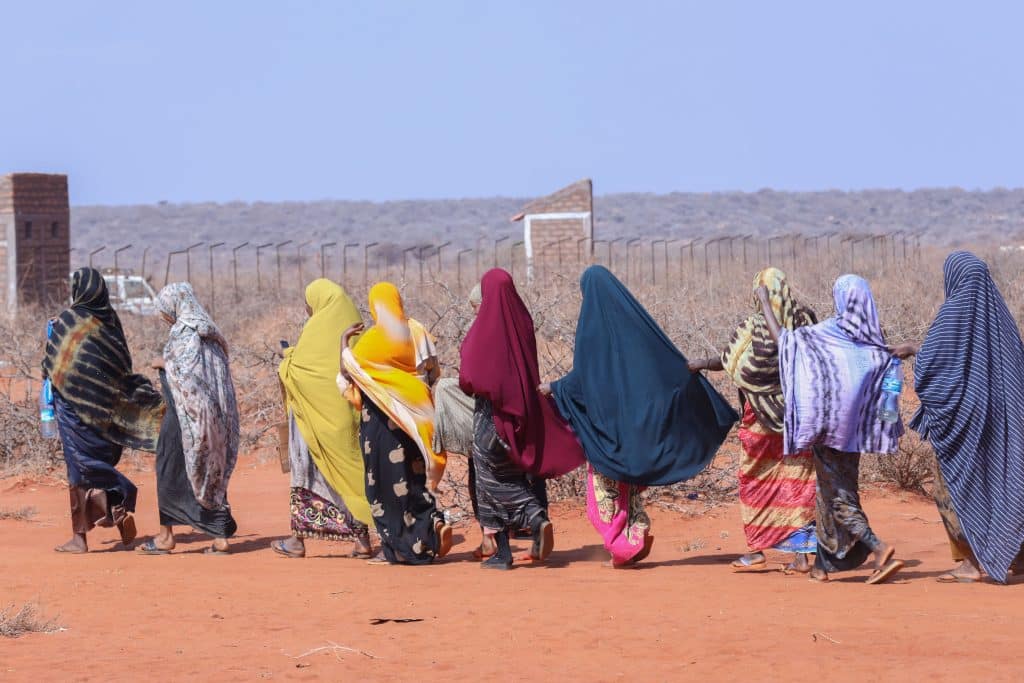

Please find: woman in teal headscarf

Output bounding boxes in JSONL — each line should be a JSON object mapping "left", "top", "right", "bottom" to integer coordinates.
{"left": 543, "top": 266, "right": 738, "bottom": 566}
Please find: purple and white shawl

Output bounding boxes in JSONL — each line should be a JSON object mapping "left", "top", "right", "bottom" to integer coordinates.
{"left": 779, "top": 274, "right": 903, "bottom": 455}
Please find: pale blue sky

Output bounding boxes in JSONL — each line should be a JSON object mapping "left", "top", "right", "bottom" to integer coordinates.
{"left": 5, "top": 1, "right": 1023, "bottom": 205}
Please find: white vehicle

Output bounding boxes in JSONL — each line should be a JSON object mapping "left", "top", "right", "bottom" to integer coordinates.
{"left": 70, "top": 269, "right": 160, "bottom": 315}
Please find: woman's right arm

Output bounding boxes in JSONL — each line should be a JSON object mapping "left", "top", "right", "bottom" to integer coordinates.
{"left": 688, "top": 357, "right": 724, "bottom": 373}
{"left": 755, "top": 286, "right": 783, "bottom": 343}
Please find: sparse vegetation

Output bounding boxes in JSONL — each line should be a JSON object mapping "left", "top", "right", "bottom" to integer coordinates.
{"left": 9, "top": 226, "right": 1020, "bottom": 508}
{"left": 0, "top": 602, "right": 62, "bottom": 639}
{"left": 0, "top": 506, "right": 38, "bottom": 522}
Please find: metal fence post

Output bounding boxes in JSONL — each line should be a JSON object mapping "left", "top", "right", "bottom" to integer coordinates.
{"left": 232, "top": 242, "right": 250, "bottom": 300}
{"left": 319, "top": 241, "right": 336, "bottom": 278}
{"left": 113, "top": 243, "right": 132, "bottom": 274}
{"left": 208, "top": 242, "right": 224, "bottom": 314}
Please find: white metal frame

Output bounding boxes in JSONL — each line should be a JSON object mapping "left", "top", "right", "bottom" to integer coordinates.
{"left": 523, "top": 211, "right": 592, "bottom": 280}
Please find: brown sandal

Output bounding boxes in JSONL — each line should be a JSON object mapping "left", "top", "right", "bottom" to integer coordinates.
{"left": 866, "top": 559, "right": 905, "bottom": 585}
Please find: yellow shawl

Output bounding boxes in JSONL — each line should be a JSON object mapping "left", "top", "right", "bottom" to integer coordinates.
{"left": 340, "top": 282, "right": 444, "bottom": 488}
{"left": 278, "top": 279, "right": 371, "bottom": 524}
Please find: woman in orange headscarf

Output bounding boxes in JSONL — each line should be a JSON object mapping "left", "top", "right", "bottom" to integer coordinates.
{"left": 338, "top": 282, "right": 452, "bottom": 564}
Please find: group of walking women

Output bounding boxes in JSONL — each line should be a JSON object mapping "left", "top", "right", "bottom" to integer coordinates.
{"left": 43, "top": 250, "right": 1024, "bottom": 584}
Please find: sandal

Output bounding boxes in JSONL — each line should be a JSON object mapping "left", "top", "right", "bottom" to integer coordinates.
{"left": 203, "top": 544, "right": 230, "bottom": 556}
{"left": 435, "top": 521, "right": 453, "bottom": 559}
{"left": 730, "top": 553, "right": 767, "bottom": 571}
{"left": 866, "top": 559, "right": 905, "bottom": 585}
{"left": 529, "top": 520, "right": 555, "bottom": 561}
{"left": 473, "top": 546, "right": 496, "bottom": 560}
{"left": 366, "top": 552, "right": 389, "bottom": 565}
{"left": 631, "top": 535, "right": 655, "bottom": 564}
{"left": 135, "top": 539, "right": 171, "bottom": 556}
{"left": 936, "top": 572, "right": 980, "bottom": 584}
{"left": 117, "top": 515, "right": 137, "bottom": 547}
{"left": 270, "top": 539, "right": 304, "bottom": 558}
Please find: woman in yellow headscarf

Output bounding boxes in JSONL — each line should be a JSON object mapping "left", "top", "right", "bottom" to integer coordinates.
{"left": 688, "top": 267, "right": 818, "bottom": 573}
{"left": 271, "top": 279, "right": 373, "bottom": 559}
{"left": 338, "top": 282, "right": 452, "bottom": 564}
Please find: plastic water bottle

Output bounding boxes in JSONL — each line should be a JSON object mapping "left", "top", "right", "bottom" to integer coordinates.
{"left": 39, "top": 379, "right": 57, "bottom": 438}
{"left": 40, "top": 319, "right": 58, "bottom": 439}
{"left": 879, "top": 357, "right": 903, "bottom": 424}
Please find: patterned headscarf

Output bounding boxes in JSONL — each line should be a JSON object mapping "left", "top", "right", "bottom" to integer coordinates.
{"left": 42, "top": 267, "right": 163, "bottom": 451}
{"left": 720, "top": 267, "right": 816, "bottom": 432}
{"left": 779, "top": 274, "right": 901, "bottom": 455}
{"left": 157, "top": 283, "right": 239, "bottom": 509}
{"left": 833, "top": 274, "right": 886, "bottom": 347}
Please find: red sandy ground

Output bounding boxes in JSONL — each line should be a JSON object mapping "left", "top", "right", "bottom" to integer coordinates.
{"left": 2, "top": 459, "right": 1023, "bottom": 682}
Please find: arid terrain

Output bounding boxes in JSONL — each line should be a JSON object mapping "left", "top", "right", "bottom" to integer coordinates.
{"left": 4, "top": 234, "right": 1024, "bottom": 681}
{"left": 3, "top": 459, "right": 1023, "bottom": 682}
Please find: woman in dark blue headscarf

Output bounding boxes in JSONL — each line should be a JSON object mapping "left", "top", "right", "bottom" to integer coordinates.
{"left": 897, "top": 252, "right": 1024, "bottom": 583}
{"left": 542, "top": 265, "right": 738, "bottom": 566}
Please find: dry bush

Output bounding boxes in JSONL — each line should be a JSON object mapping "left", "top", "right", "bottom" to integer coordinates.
{"left": 0, "top": 506, "right": 38, "bottom": 522}
{"left": 0, "top": 602, "right": 62, "bottom": 638}
{"left": 8, "top": 241, "right": 1017, "bottom": 505}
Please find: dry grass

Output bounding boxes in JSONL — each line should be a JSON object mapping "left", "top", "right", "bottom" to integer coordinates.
{"left": 0, "top": 506, "right": 38, "bottom": 522}
{"left": 0, "top": 602, "right": 63, "bottom": 639}
{"left": 5, "top": 241, "right": 1019, "bottom": 506}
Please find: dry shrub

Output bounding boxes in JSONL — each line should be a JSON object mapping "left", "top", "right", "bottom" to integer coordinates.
{"left": 2, "top": 242, "right": 1011, "bottom": 502}
{"left": 0, "top": 602, "right": 62, "bottom": 638}
{"left": 0, "top": 506, "right": 38, "bottom": 522}
{"left": 861, "top": 434, "right": 935, "bottom": 496}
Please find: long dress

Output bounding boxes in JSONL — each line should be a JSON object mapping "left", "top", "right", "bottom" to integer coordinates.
{"left": 279, "top": 279, "right": 374, "bottom": 535}
{"left": 779, "top": 274, "right": 902, "bottom": 575}
{"left": 286, "top": 410, "right": 366, "bottom": 540}
{"left": 471, "top": 397, "right": 547, "bottom": 533}
{"left": 812, "top": 447, "right": 878, "bottom": 572}
{"left": 340, "top": 282, "right": 445, "bottom": 564}
{"left": 155, "top": 372, "right": 237, "bottom": 538}
{"left": 720, "top": 267, "right": 817, "bottom": 554}
{"left": 360, "top": 392, "right": 443, "bottom": 564}
{"left": 154, "top": 282, "right": 240, "bottom": 535}
{"left": 434, "top": 376, "right": 548, "bottom": 523}
{"left": 54, "top": 391, "right": 135, "bottom": 530}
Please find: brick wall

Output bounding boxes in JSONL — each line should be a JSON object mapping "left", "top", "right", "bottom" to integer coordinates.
{"left": 1, "top": 173, "right": 71, "bottom": 310}
{"left": 530, "top": 217, "right": 590, "bottom": 271}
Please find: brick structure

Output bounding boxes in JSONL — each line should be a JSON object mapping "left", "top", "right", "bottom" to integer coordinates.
{"left": 511, "top": 178, "right": 593, "bottom": 278}
{"left": 0, "top": 173, "right": 71, "bottom": 312}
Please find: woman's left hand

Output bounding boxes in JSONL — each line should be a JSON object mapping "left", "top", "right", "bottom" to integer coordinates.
{"left": 888, "top": 343, "right": 918, "bottom": 360}
{"left": 537, "top": 382, "right": 552, "bottom": 396}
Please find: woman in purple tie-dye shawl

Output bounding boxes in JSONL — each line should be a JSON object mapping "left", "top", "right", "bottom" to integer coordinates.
{"left": 761, "top": 274, "right": 904, "bottom": 585}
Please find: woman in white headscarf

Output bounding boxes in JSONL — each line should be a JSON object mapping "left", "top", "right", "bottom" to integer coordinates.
{"left": 137, "top": 282, "right": 240, "bottom": 555}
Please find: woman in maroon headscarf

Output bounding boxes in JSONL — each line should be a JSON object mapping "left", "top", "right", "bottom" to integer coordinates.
{"left": 459, "top": 269, "right": 585, "bottom": 569}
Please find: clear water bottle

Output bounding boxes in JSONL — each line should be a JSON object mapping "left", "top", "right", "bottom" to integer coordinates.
{"left": 39, "top": 379, "right": 57, "bottom": 438}
{"left": 40, "top": 319, "right": 58, "bottom": 439}
{"left": 879, "top": 357, "right": 903, "bottom": 424}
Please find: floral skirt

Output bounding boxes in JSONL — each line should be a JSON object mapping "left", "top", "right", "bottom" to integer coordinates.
{"left": 586, "top": 464, "right": 650, "bottom": 566}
